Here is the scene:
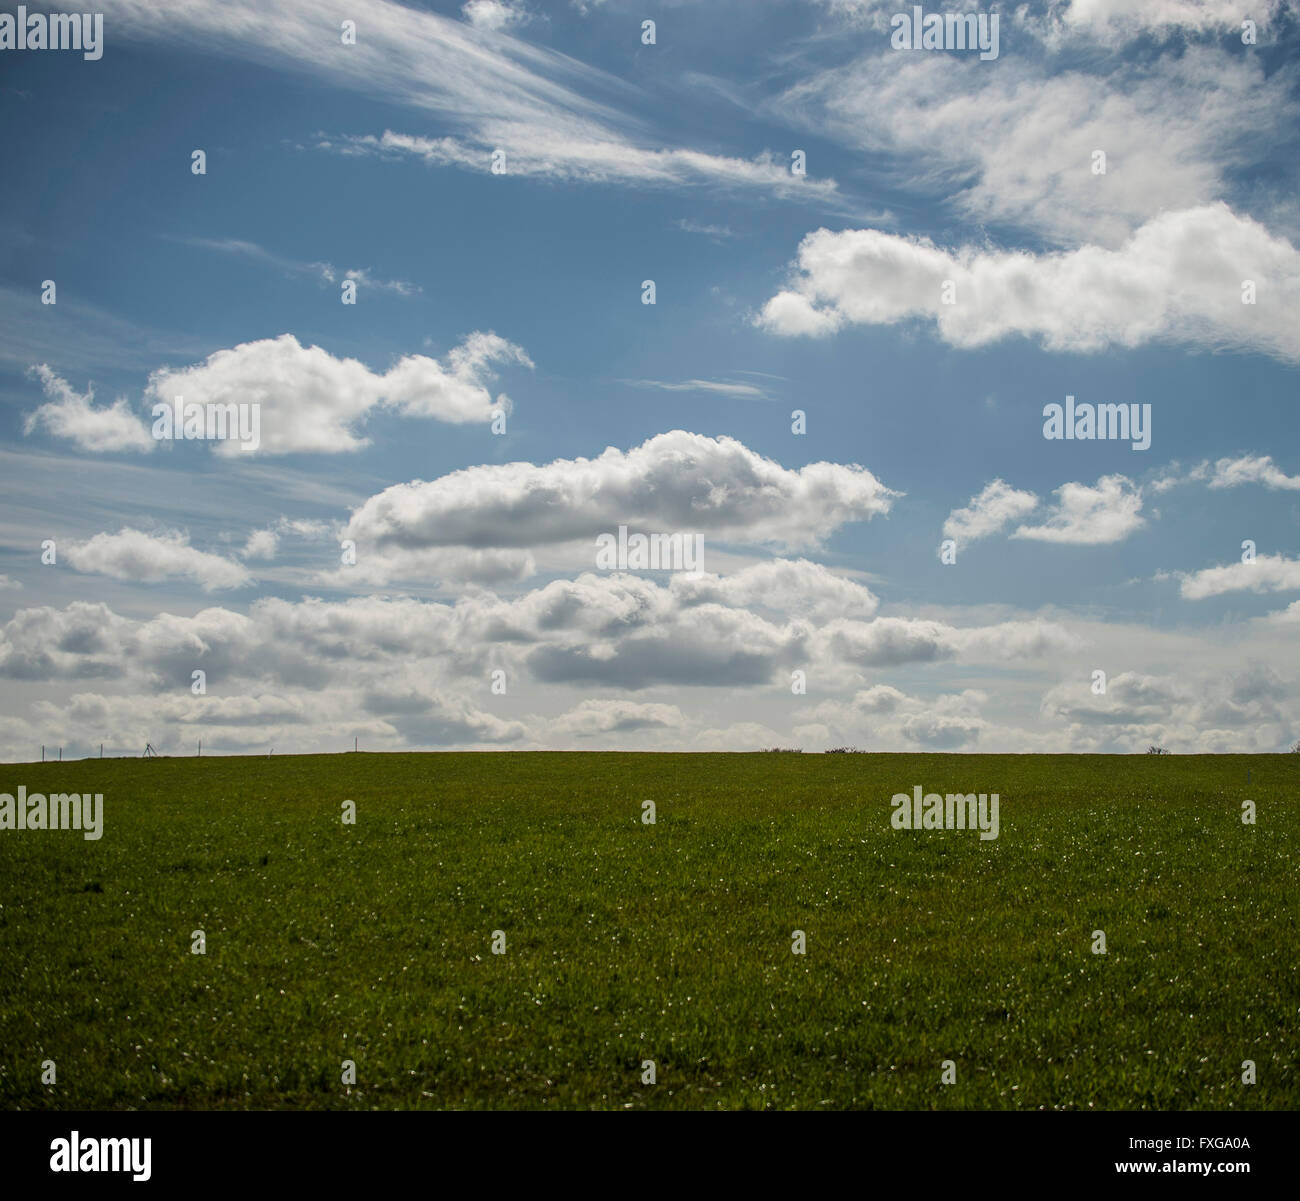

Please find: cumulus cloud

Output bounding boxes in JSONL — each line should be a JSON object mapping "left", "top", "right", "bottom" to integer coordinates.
{"left": 1177, "top": 553, "right": 1300, "bottom": 599}
{"left": 1145, "top": 454, "right": 1300, "bottom": 494}
{"left": 23, "top": 684, "right": 524, "bottom": 756}
{"left": 23, "top": 366, "right": 155, "bottom": 453}
{"left": 0, "top": 569, "right": 1073, "bottom": 705}
{"left": 1207, "top": 454, "right": 1300, "bottom": 491}
{"left": 805, "top": 683, "right": 991, "bottom": 749}
{"left": 758, "top": 205, "right": 1300, "bottom": 363}
{"left": 241, "top": 529, "right": 278, "bottom": 561}
{"left": 1040, "top": 662, "right": 1296, "bottom": 752}
{"left": 818, "top": 615, "right": 1077, "bottom": 668}
{"left": 672, "top": 559, "right": 879, "bottom": 621}
{"left": 943, "top": 479, "right": 1039, "bottom": 545}
{"left": 359, "top": 684, "right": 527, "bottom": 744}
{"left": 1013, "top": 475, "right": 1144, "bottom": 545}
{"left": 340, "top": 430, "right": 898, "bottom": 583}
{"left": 63, "top": 529, "right": 252, "bottom": 591}
{"left": 549, "top": 698, "right": 685, "bottom": 736}
{"left": 145, "top": 331, "right": 528, "bottom": 456}
{"left": 26, "top": 333, "right": 530, "bottom": 458}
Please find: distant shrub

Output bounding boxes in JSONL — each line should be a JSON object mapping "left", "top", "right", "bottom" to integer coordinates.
{"left": 1146, "top": 745, "right": 1170, "bottom": 755}
{"left": 761, "top": 747, "right": 803, "bottom": 753}
{"left": 1290, "top": 740, "right": 1300, "bottom": 753}
{"left": 825, "top": 746, "right": 867, "bottom": 754}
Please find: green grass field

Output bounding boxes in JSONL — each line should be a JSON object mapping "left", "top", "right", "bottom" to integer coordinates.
{"left": 0, "top": 752, "right": 1295, "bottom": 1110}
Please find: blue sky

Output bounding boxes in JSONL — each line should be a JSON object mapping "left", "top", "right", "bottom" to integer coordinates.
{"left": 1, "top": 0, "right": 1299, "bottom": 756}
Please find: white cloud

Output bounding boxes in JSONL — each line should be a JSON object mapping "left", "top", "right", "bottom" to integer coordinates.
{"left": 1143, "top": 454, "right": 1300, "bottom": 494}
{"left": 1013, "top": 475, "right": 1144, "bottom": 545}
{"left": 63, "top": 529, "right": 252, "bottom": 591}
{"left": 340, "top": 430, "right": 898, "bottom": 584}
{"left": 0, "top": 569, "right": 1073, "bottom": 706}
{"left": 99, "top": 0, "right": 844, "bottom": 202}
{"left": 1178, "top": 554, "right": 1300, "bottom": 599}
{"left": 1037, "top": 0, "right": 1284, "bottom": 43}
{"left": 817, "top": 0, "right": 1286, "bottom": 41}
{"left": 176, "top": 236, "right": 420, "bottom": 296}
{"left": 943, "top": 479, "right": 1039, "bottom": 544}
{"left": 675, "top": 219, "right": 736, "bottom": 240}
{"left": 1208, "top": 454, "right": 1300, "bottom": 491}
{"left": 324, "top": 128, "right": 844, "bottom": 201}
{"left": 23, "top": 366, "right": 155, "bottom": 453}
{"left": 672, "top": 559, "right": 879, "bottom": 621}
{"left": 818, "top": 615, "right": 1077, "bottom": 668}
{"left": 692, "top": 721, "right": 793, "bottom": 751}
{"left": 144, "top": 331, "right": 530, "bottom": 457}
{"left": 624, "top": 378, "right": 766, "bottom": 398}
{"left": 1040, "top": 661, "right": 1294, "bottom": 752}
{"left": 462, "top": 0, "right": 531, "bottom": 32}
{"left": 805, "top": 684, "right": 991, "bottom": 749}
{"left": 549, "top": 698, "right": 685, "bottom": 736}
{"left": 769, "top": 38, "right": 1294, "bottom": 245}
{"left": 759, "top": 205, "right": 1300, "bottom": 363}
{"left": 241, "top": 529, "right": 279, "bottom": 561}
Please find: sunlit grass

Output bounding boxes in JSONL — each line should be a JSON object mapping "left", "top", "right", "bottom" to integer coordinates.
{"left": 0, "top": 752, "right": 1294, "bottom": 1110}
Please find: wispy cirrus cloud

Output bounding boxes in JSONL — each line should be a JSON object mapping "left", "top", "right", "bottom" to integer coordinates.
{"left": 100, "top": 0, "right": 844, "bottom": 203}
{"left": 621, "top": 378, "right": 767, "bottom": 398}
{"left": 316, "top": 128, "right": 843, "bottom": 201}
{"left": 768, "top": 29, "right": 1297, "bottom": 245}
{"left": 171, "top": 236, "right": 420, "bottom": 296}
